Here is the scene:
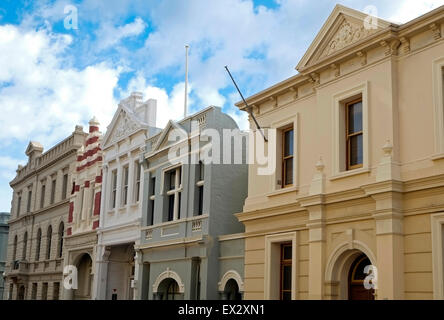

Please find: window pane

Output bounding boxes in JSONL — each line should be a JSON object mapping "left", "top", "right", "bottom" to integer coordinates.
{"left": 282, "top": 265, "right": 292, "bottom": 290}
{"left": 284, "top": 158, "right": 293, "bottom": 185}
{"left": 283, "top": 245, "right": 292, "bottom": 260}
{"left": 198, "top": 186, "right": 203, "bottom": 216}
{"left": 169, "top": 171, "right": 176, "bottom": 190}
{"left": 284, "top": 129, "right": 294, "bottom": 156}
{"left": 348, "top": 101, "right": 362, "bottom": 134}
{"left": 177, "top": 193, "right": 181, "bottom": 220}
{"left": 168, "top": 195, "right": 174, "bottom": 221}
{"left": 349, "top": 134, "right": 363, "bottom": 166}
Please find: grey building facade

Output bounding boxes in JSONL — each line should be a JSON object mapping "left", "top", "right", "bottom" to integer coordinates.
{"left": 0, "top": 212, "right": 10, "bottom": 300}
{"left": 136, "top": 106, "right": 247, "bottom": 300}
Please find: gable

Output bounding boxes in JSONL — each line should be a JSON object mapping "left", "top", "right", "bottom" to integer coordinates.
{"left": 151, "top": 120, "right": 188, "bottom": 153}
{"left": 102, "top": 107, "right": 143, "bottom": 148}
{"left": 296, "top": 5, "right": 393, "bottom": 72}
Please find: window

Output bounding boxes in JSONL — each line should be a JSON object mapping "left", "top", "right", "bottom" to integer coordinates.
{"left": 42, "top": 283, "right": 48, "bottom": 300}
{"left": 31, "top": 283, "right": 37, "bottom": 300}
{"left": 53, "top": 282, "right": 60, "bottom": 300}
{"left": 57, "top": 222, "right": 64, "bottom": 258}
{"left": 46, "top": 225, "right": 52, "bottom": 260}
{"left": 280, "top": 243, "right": 292, "bottom": 300}
{"left": 50, "top": 178, "right": 56, "bottom": 204}
{"left": 346, "top": 99, "right": 363, "bottom": 170}
{"left": 26, "top": 188, "right": 32, "bottom": 213}
{"left": 12, "top": 235, "right": 17, "bottom": 261}
{"left": 164, "top": 167, "right": 182, "bottom": 222}
{"left": 9, "top": 284, "right": 13, "bottom": 300}
{"left": 134, "top": 161, "right": 141, "bottom": 203}
{"left": 332, "top": 83, "right": 368, "bottom": 177}
{"left": 62, "top": 174, "right": 68, "bottom": 200}
{"left": 36, "top": 228, "right": 42, "bottom": 261}
{"left": 40, "top": 184, "right": 45, "bottom": 209}
{"left": 196, "top": 161, "right": 204, "bottom": 216}
{"left": 167, "top": 195, "right": 175, "bottom": 221}
{"left": 432, "top": 58, "right": 444, "bottom": 156}
{"left": 264, "top": 232, "right": 296, "bottom": 300}
{"left": 111, "top": 170, "right": 117, "bottom": 209}
{"left": 122, "top": 166, "right": 129, "bottom": 206}
{"left": 282, "top": 127, "right": 294, "bottom": 187}
{"left": 148, "top": 176, "right": 156, "bottom": 226}
{"left": 22, "top": 232, "right": 28, "bottom": 260}
{"left": 79, "top": 187, "right": 85, "bottom": 220}
{"left": 17, "top": 193, "right": 22, "bottom": 217}
{"left": 89, "top": 186, "right": 95, "bottom": 217}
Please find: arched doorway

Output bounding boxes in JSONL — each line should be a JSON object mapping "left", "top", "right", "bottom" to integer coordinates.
{"left": 74, "top": 254, "right": 93, "bottom": 300}
{"left": 348, "top": 254, "right": 375, "bottom": 300}
{"left": 325, "top": 244, "right": 377, "bottom": 300}
{"left": 157, "top": 278, "right": 182, "bottom": 300}
{"left": 223, "top": 279, "right": 242, "bottom": 300}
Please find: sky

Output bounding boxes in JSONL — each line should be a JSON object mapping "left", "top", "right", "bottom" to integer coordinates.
{"left": 0, "top": 0, "right": 443, "bottom": 212}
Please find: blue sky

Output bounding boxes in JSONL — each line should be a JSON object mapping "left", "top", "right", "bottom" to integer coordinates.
{"left": 0, "top": 0, "right": 443, "bottom": 212}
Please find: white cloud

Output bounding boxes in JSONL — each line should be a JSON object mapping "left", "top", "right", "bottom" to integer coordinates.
{"left": 96, "top": 17, "right": 147, "bottom": 50}
{"left": 0, "top": 24, "right": 120, "bottom": 148}
{"left": 388, "top": 0, "right": 444, "bottom": 23}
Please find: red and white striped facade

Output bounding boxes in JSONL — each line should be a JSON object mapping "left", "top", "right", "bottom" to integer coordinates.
{"left": 67, "top": 117, "right": 103, "bottom": 236}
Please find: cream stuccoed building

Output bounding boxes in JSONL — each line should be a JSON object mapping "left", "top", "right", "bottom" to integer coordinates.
{"left": 4, "top": 126, "right": 87, "bottom": 300}
{"left": 94, "top": 92, "right": 160, "bottom": 300}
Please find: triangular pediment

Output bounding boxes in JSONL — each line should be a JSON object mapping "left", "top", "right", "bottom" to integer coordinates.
{"left": 102, "top": 106, "right": 144, "bottom": 148}
{"left": 296, "top": 5, "right": 394, "bottom": 72}
{"left": 150, "top": 120, "right": 188, "bottom": 153}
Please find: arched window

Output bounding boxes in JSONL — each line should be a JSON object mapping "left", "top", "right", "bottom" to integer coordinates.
{"left": 12, "top": 235, "right": 18, "bottom": 261}
{"left": 46, "top": 225, "right": 52, "bottom": 260}
{"left": 57, "top": 222, "right": 64, "bottom": 258}
{"left": 22, "top": 232, "right": 28, "bottom": 260}
{"left": 36, "top": 228, "right": 42, "bottom": 261}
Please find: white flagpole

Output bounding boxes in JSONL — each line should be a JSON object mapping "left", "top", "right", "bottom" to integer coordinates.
{"left": 184, "top": 44, "right": 189, "bottom": 119}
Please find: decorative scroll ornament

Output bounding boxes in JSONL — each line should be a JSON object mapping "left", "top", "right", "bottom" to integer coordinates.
{"left": 321, "top": 19, "right": 377, "bottom": 58}
{"left": 110, "top": 110, "right": 140, "bottom": 143}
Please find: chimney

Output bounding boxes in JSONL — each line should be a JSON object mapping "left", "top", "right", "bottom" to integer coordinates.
{"left": 89, "top": 116, "right": 100, "bottom": 133}
{"left": 136, "top": 99, "right": 157, "bottom": 128}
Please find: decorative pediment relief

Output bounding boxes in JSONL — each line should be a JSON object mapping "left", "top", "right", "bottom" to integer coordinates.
{"left": 319, "top": 18, "right": 378, "bottom": 58}
{"left": 296, "top": 5, "right": 393, "bottom": 72}
{"left": 108, "top": 110, "right": 141, "bottom": 144}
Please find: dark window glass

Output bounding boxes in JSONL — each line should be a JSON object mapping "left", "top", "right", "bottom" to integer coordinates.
{"left": 284, "top": 129, "right": 294, "bottom": 157}
{"left": 346, "top": 99, "right": 363, "bottom": 170}
{"left": 282, "top": 127, "right": 294, "bottom": 187}
{"left": 349, "top": 134, "right": 363, "bottom": 167}
{"left": 40, "top": 185, "right": 45, "bottom": 209}
{"left": 280, "top": 243, "right": 292, "bottom": 300}
{"left": 347, "top": 101, "right": 362, "bottom": 134}
{"left": 168, "top": 195, "right": 174, "bottom": 221}
{"left": 62, "top": 174, "right": 68, "bottom": 200}
{"left": 198, "top": 186, "right": 203, "bottom": 216}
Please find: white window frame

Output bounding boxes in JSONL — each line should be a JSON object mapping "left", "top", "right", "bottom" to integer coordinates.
{"left": 264, "top": 231, "right": 298, "bottom": 300}
{"left": 331, "top": 81, "right": 369, "bottom": 180}
{"left": 134, "top": 161, "right": 141, "bottom": 203}
{"left": 121, "top": 165, "right": 129, "bottom": 207}
{"left": 431, "top": 212, "right": 444, "bottom": 299}
{"left": 162, "top": 164, "right": 183, "bottom": 221}
{"left": 110, "top": 169, "right": 117, "bottom": 209}
{"left": 432, "top": 57, "right": 444, "bottom": 158}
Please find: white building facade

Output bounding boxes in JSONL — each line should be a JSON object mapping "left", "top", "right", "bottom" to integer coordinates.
{"left": 93, "top": 92, "right": 160, "bottom": 300}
